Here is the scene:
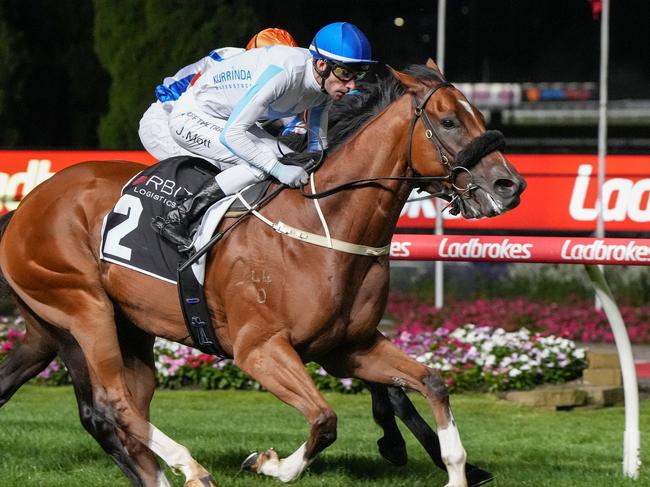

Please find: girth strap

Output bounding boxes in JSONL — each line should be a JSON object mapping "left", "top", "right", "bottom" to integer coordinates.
{"left": 177, "top": 263, "right": 227, "bottom": 357}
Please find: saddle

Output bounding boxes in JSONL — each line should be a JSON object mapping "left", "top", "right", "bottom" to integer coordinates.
{"left": 101, "top": 153, "right": 319, "bottom": 357}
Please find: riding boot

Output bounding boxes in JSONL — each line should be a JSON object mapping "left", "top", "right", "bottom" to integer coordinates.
{"left": 152, "top": 179, "right": 226, "bottom": 252}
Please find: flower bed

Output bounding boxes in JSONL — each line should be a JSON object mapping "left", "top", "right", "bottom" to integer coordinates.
{"left": 386, "top": 292, "right": 650, "bottom": 343}
{"left": 394, "top": 323, "right": 586, "bottom": 392}
{"left": 155, "top": 340, "right": 364, "bottom": 393}
{"left": 1, "top": 297, "right": 590, "bottom": 392}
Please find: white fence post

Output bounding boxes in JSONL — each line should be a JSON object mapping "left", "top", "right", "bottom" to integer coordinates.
{"left": 584, "top": 264, "right": 640, "bottom": 478}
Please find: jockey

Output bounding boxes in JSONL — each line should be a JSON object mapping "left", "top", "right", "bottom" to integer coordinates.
{"left": 154, "top": 22, "right": 376, "bottom": 251}
{"left": 138, "top": 28, "right": 299, "bottom": 161}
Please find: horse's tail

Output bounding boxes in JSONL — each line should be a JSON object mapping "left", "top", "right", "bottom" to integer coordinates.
{"left": 0, "top": 211, "right": 15, "bottom": 294}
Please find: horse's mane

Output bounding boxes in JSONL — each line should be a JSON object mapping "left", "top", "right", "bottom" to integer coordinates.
{"left": 278, "top": 64, "right": 445, "bottom": 164}
{"left": 327, "top": 64, "right": 446, "bottom": 151}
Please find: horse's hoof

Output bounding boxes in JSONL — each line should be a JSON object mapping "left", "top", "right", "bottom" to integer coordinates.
{"left": 377, "top": 437, "right": 408, "bottom": 466}
{"left": 184, "top": 475, "right": 217, "bottom": 487}
{"left": 241, "top": 448, "right": 279, "bottom": 473}
{"left": 466, "top": 465, "right": 495, "bottom": 487}
{"left": 241, "top": 452, "right": 259, "bottom": 471}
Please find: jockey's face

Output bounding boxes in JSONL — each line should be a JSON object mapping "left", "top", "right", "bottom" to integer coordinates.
{"left": 314, "top": 59, "right": 356, "bottom": 101}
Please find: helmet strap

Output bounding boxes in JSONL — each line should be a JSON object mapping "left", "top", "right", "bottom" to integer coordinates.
{"left": 313, "top": 59, "right": 331, "bottom": 93}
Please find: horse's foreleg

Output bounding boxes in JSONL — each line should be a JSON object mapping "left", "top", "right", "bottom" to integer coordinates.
{"left": 236, "top": 334, "right": 337, "bottom": 483}
{"left": 325, "top": 333, "right": 467, "bottom": 487}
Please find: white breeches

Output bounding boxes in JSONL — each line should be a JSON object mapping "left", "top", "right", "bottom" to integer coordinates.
{"left": 138, "top": 102, "right": 195, "bottom": 161}
{"left": 168, "top": 95, "right": 290, "bottom": 195}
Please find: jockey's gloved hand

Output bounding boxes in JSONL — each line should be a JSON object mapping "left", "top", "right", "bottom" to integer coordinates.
{"left": 268, "top": 162, "right": 309, "bottom": 187}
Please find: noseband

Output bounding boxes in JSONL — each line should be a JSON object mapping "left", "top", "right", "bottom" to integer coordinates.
{"left": 406, "top": 82, "right": 506, "bottom": 198}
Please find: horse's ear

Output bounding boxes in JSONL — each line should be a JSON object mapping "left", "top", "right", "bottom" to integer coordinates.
{"left": 425, "top": 58, "right": 445, "bottom": 78}
{"left": 387, "top": 65, "right": 420, "bottom": 92}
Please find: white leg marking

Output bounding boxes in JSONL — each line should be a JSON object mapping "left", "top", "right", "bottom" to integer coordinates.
{"left": 147, "top": 424, "right": 200, "bottom": 480}
{"left": 156, "top": 470, "right": 173, "bottom": 487}
{"left": 259, "top": 443, "right": 310, "bottom": 482}
{"left": 438, "top": 413, "right": 467, "bottom": 487}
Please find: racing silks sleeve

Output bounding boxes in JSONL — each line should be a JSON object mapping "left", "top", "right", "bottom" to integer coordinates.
{"left": 218, "top": 65, "right": 291, "bottom": 173}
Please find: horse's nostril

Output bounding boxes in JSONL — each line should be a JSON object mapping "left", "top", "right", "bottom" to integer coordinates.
{"left": 494, "top": 178, "right": 516, "bottom": 197}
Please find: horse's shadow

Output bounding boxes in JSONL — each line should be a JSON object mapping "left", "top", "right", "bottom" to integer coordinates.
{"left": 311, "top": 453, "right": 444, "bottom": 480}
{"left": 212, "top": 450, "right": 448, "bottom": 483}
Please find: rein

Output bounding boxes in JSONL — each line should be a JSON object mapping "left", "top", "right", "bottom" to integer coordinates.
{"left": 181, "top": 79, "right": 509, "bottom": 267}
{"left": 298, "top": 83, "right": 454, "bottom": 200}
{"left": 301, "top": 81, "right": 505, "bottom": 203}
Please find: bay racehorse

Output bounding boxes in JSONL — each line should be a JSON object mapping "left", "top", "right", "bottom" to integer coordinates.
{"left": 0, "top": 60, "right": 525, "bottom": 487}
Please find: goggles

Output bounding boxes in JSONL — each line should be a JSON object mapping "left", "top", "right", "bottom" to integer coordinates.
{"left": 328, "top": 61, "right": 369, "bottom": 82}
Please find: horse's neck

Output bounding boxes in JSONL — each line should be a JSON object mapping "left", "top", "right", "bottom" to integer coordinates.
{"left": 313, "top": 96, "right": 413, "bottom": 246}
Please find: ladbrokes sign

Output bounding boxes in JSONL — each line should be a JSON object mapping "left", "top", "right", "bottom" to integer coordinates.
{"left": 390, "top": 234, "right": 650, "bottom": 265}
{"left": 0, "top": 159, "right": 54, "bottom": 211}
{"left": 2, "top": 151, "right": 650, "bottom": 232}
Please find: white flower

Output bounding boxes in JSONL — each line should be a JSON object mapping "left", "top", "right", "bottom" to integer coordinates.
{"left": 509, "top": 368, "right": 522, "bottom": 377}
{"left": 518, "top": 354, "right": 532, "bottom": 363}
{"left": 416, "top": 352, "right": 433, "bottom": 364}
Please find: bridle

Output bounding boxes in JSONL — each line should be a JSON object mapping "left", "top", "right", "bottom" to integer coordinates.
{"left": 300, "top": 80, "right": 506, "bottom": 209}
{"left": 407, "top": 82, "right": 471, "bottom": 191}
{"left": 405, "top": 81, "right": 508, "bottom": 213}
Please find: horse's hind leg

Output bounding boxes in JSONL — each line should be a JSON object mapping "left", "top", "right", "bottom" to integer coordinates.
{"left": 116, "top": 312, "right": 171, "bottom": 487}
{"left": 0, "top": 300, "right": 57, "bottom": 407}
{"left": 70, "top": 315, "right": 215, "bottom": 487}
{"left": 2, "top": 297, "right": 170, "bottom": 487}
{"left": 57, "top": 313, "right": 171, "bottom": 487}
{"left": 324, "top": 333, "right": 468, "bottom": 487}
{"left": 371, "top": 383, "right": 494, "bottom": 487}
{"left": 367, "top": 382, "right": 408, "bottom": 465}
{"left": 10, "top": 292, "right": 211, "bottom": 485}
{"left": 236, "top": 334, "right": 337, "bottom": 482}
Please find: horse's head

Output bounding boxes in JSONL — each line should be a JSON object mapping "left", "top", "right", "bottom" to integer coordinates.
{"left": 390, "top": 60, "right": 526, "bottom": 218}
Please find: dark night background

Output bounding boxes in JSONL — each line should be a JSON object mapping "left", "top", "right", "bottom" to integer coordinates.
{"left": 0, "top": 0, "right": 648, "bottom": 152}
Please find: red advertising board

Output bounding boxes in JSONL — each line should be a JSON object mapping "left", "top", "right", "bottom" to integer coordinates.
{"left": 2, "top": 151, "right": 650, "bottom": 232}
{"left": 0, "top": 150, "right": 156, "bottom": 212}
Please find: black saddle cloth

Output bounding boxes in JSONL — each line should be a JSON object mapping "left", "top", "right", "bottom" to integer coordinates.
{"left": 100, "top": 156, "right": 219, "bottom": 283}
{"left": 100, "top": 156, "right": 275, "bottom": 282}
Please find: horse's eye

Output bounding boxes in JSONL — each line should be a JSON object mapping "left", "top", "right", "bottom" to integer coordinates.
{"left": 441, "top": 119, "right": 455, "bottom": 129}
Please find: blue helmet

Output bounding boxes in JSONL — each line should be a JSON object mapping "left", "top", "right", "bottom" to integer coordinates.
{"left": 309, "top": 22, "right": 377, "bottom": 65}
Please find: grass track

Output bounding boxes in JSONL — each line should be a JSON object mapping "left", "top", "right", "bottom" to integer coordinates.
{"left": 0, "top": 385, "right": 648, "bottom": 486}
